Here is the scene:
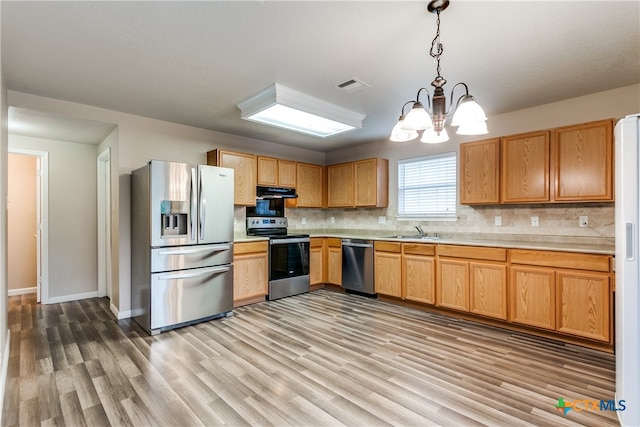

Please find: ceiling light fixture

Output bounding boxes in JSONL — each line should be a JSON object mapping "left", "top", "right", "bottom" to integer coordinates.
{"left": 237, "top": 83, "right": 365, "bottom": 138}
{"left": 390, "top": 0, "right": 488, "bottom": 144}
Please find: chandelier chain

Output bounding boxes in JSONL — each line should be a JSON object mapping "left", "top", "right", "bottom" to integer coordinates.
{"left": 429, "top": 10, "right": 444, "bottom": 78}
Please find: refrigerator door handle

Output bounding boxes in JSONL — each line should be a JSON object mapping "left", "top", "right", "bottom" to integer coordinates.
{"left": 626, "top": 222, "right": 635, "bottom": 260}
{"left": 158, "top": 266, "right": 230, "bottom": 281}
{"left": 199, "top": 170, "right": 205, "bottom": 241}
{"left": 190, "top": 168, "right": 197, "bottom": 240}
{"left": 157, "top": 245, "right": 231, "bottom": 256}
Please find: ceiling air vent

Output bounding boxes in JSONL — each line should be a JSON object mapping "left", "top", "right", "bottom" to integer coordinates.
{"left": 336, "top": 78, "right": 371, "bottom": 94}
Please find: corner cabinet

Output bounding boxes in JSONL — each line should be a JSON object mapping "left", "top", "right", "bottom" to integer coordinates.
{"left": 553, "top": 119, "right": 614, "bottom": 202}
{"left": 207, "top": 149, "right": 257, "bottom": 206}
{"left": 459, "top": 139, "right": 501, "bottom": 204}
{"left": 328, "top": 158, "right": 388, "bottom": 208}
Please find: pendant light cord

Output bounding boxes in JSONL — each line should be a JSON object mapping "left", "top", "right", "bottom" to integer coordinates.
{"left": 430, "top": 10, "right": 444, "bottom": 78}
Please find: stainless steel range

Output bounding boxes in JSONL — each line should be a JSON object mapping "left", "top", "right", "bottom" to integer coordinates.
{"left": 246, "top": 216, "right": 310, "bottom": 300}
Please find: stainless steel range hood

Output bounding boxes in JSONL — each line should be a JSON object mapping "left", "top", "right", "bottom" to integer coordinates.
{"left": 256, "top": 186, "right": 298, "bottom": 199}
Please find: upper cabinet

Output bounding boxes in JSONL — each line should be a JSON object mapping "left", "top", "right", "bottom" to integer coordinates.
{"left": 553, "top": 119, "right": 614, "bottom": 202}
{"left": 460, "top": 118, "right": 615, "bottom": 205}
{"left": 257, "top": 156, "right": 297, "bottom": 188}
{"left": 207, "top": 149, "right": 257, "bottom": 206}
{"left": 328, "top": 158, "right": 388, "bottom": 208}
{"left": 296, "top": 162, "right": 325, "bottom": 208}
{"left": 501, "top": 131, "right": 550, "bottom": 203}
{"left": 460, "top": 138, "right": 500, "bottom": 204}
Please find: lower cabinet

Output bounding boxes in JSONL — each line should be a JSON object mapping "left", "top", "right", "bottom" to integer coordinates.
{"left": 509, "top": 265, "right": 556, "bottom": 330}
{"left": 374, "top": 241, "right": 402, "bottom": 297}
{"left": 402, "top": 244, "right": 436, "bottom": 304}
{"left": 436, "top": 259, "right": 469, "bottom": 311}
{"left": 233, "top": 241, "right": 268, "bottom": 306}
{"left": 327, "top": 238, "right": 342, "bottom": 286}
{"left": 469, "top": 261, "right": 508, "bottom": 320}
{"left": 309, "top": 237, "right": 325, "bottom": 285}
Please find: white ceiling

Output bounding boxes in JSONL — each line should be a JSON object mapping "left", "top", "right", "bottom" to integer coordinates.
{"left": 2, "top": 1, "right": 639, "bottom": 152}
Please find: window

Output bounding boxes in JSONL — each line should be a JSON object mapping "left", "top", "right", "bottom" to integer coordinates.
{"left": 398, "top": 152, "right": 457, "bottom": 219}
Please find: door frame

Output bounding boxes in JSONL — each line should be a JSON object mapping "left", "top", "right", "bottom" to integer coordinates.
{"left": 97, "top": 147, "right": 112, "bottom": 299}
{"left": 8, "top": 148, "right": 49, "bottom": 303}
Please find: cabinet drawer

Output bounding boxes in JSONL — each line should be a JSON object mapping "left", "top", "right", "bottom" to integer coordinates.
{"left": 403, "top": 243, "right": 436, "bottom": 256}
{"left": 509, "top": 249, "right": 610, "bottom": 272}
{"left": 310, "top": 237, "right": 323, "bottom": 248}
{"left": 327, "top": 238, "right": 342, "bottom": 247}
{"left": 437, "top": 245, "right": 506, "bottom": 262}
{"left": 374, "top": 241, "right": 402, "bottom": 253}
{"left": 234, "top": 241, "right": 268, "bottom": 255}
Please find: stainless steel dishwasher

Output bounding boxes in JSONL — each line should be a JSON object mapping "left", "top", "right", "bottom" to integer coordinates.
{"left": 341, "top": 238, "right": 375, "bottom": 297}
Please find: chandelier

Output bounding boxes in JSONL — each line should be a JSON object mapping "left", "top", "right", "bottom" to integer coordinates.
{"left": 390, "top": 0, "right": 488, "bottom": 143}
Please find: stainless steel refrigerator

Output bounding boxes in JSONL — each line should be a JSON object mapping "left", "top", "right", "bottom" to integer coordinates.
{"left": 615, "top": 114, "right": 640, "bottom": 427}
{"left": 131, "top": 160, "right": 234, "bottom": 335}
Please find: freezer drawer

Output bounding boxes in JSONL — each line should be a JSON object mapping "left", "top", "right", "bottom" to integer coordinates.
{"left": 151, "top": 243, "right": 233, "bottom": 273}
{"left": 150, "top": 264, "right": 233, "bottom": 332}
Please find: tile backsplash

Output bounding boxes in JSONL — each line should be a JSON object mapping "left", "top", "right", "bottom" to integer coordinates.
{"left": 235, "top": 203, "right": 614, "bottom": 245}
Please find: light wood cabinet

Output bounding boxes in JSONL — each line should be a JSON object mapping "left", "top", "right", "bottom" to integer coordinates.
{"left": 327, "top": 162, "right": 354, "bottom": 207}
{"left": 257, "top": 156, "right": 297, "bottom": 188}
{"left": 436, "top": 245, "right": 507, "bottom": 314}
{"left": 328, "top": 158, "right": 388, "bottom": 208}
{"left": 233, "top": 241, "right": 268, "bottom": 306}
{"left": 509, "top": 249, "right": 612, "bottom": 342}
{"left": 501, "top": 131, "right": 550, "bottom": 203}
{"left": 327, "top": 238, "right": 342, "bottom": 286}
{"left": 553, "top": 119, "right": 614, "bottom": 202}
{"left": 374, "top": 241, "right": 402, "bottom": 297}
{"left": 460, "top": 138, "right": 501, "bottom": 204}
{"left": 296, "top": 162, "right": 325, "bottom": 208}
{"left": 207, "top": 149, "right": 257, "bottom": 206}
{"left": 354, "top": 158, "right": 389, "bottom": 207}
{"left": 509, "top": 265, "right": 556, "bottom": 330}
{"left": 402, "top": 243, "right": 436, "bottom": 305}
{"left": 309, "top": 237, "right": 325, "bottom": 285}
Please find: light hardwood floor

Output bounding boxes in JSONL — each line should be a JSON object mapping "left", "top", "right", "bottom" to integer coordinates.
{"left": 2, "top": 289, "right": 618, "bottom": 426}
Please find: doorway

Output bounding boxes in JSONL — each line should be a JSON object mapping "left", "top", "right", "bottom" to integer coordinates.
{"left": 7, "top": 149, "right": 49, "bottom": 303}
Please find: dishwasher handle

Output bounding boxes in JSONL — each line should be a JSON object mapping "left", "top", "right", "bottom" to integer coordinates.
{"left": 341, "top": 241, "right": 373, "bottom": 248}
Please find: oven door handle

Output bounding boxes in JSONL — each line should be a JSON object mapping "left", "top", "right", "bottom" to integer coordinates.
{"left": 270, "top": 238, "right": 310, "bottom": 245}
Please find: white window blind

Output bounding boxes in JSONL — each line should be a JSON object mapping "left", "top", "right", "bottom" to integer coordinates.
{"left": 398, "top": 152, "right": 457, "bottom": 218}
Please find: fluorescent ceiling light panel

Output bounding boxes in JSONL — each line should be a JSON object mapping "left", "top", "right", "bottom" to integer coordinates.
{"left": 237, "top": 84, "right": 365, "bottom": 138}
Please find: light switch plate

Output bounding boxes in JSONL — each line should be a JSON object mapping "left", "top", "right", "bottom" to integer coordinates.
{"left": 494, "top": 216, "right": 502, "bottom": 226}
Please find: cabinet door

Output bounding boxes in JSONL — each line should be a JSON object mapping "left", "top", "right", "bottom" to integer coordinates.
{"left": 375, "top": 251, "right": 402, "bottom": 297}
{"left": 278, "top": 160, "right": 297, "bottom": 188}
{"left": 436, "top": 259, "right": 469, "bottom": 311}
{"left": 509, "top": 266, "right": 555, "bottom": 330}
{"left": 208, "top": 150, "right": 257, "bottom": 206}
{"left": 556, "top": 270, "right": 610, "bottom": 342}
{"left": 501, "top": 131, "right": 550, "bottom": 203}
{"left": 233, "top": 252, "right": 268, "bottom": 303}
{"left": 327, "top": 162, "right": 354, "bottom": 207}
{"left": 403, "top": 254, "right": 435, "bottom": 304}
{"left": 553, "top": 119, "right": 614, "bottom": 201}
{"left": 469, "top": 261, "right": 507, "bottom": 320}
{"left": 257, "top": 156, "right": 278, "bottom": 186}
{"left": 460, "top": 138, "right": 500, "bottom": 204}
{"left": 296, "top": 163, "right": 324, "bottom": 208}
{"left": 327, "top": 245, "right": 342, "bottom": 286}
{"left": 309, "top": 238, "right": 325, "bottom": 285}
{"left": 354, "top": 158, "right": 388, "bottom": 207}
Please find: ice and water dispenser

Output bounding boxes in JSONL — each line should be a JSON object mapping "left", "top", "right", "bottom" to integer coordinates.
{"left": 160, "top": 200, "right": 188, "bottom": 237}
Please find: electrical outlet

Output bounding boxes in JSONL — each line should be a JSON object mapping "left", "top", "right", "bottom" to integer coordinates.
{"left": 531, "top": 216, "right": 539, "bottom": 227}
{"left": 301, "top": 216, "right": 306, "bottom": 225}
{"left": 494, "top": 216, "right": 502, "bottom": 226}
{"left": 330, "top": 216, "right": 335, "bottom": 224}
{"left": 579, "top": 216, "right": 588, "bottom": 227}
{"left": 379, "top": 216, "right": 386, "bottom": 224}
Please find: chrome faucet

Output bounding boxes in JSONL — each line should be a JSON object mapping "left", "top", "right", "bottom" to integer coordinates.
{"left": 415, "top": 225, "right": 425, "bottom": 236}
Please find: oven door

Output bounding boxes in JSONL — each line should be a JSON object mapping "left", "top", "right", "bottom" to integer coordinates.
{"left": 269, "top": 237, "right": 310, "bottom": 281}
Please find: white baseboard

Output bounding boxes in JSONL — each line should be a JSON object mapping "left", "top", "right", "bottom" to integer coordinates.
{"left": 46, "top": 291, "right": 99, "bottom": 304}
{"left": 0, "top": 330, "right": 11, "bottom": 425}
{"left": 111, "top": 302, "right": 132, "bottom": 320}
{"left": 8, "top": 287, "right": 36, "bottom": 296}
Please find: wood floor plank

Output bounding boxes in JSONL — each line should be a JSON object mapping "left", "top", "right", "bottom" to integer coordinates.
{"left": 2, "top": 290, "right": 617, "bottom": 427}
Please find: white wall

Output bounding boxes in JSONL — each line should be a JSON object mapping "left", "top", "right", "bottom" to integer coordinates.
{"left": 9, "top": 135, "right": 98, "bottom": 300}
